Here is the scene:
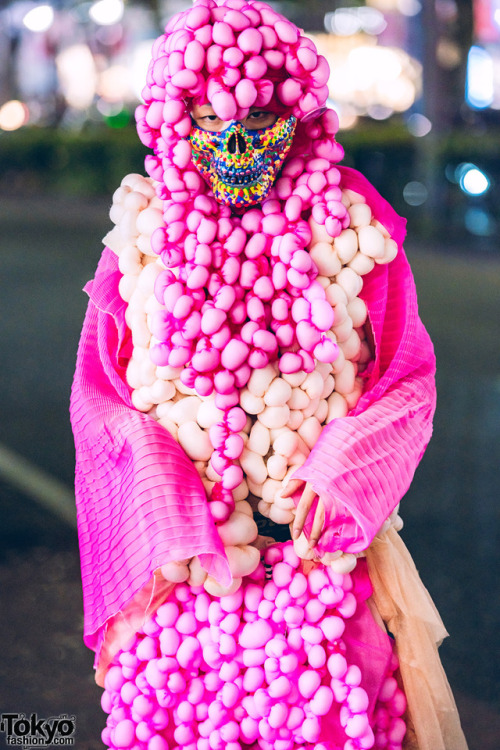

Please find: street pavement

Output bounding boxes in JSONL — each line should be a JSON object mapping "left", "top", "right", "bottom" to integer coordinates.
{"left": 0, "top": 194, "right": 499, "bottom": 749}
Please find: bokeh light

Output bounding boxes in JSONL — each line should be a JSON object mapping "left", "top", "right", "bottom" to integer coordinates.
{"left": 407, "top": 113, "right": 432, "bottom": 136}
{"left": 56, "top": 45, "right": 97, "bottom": 109}
{"left": 22, "top": 4, "right": 55, "bottom": 32}
{"left": 403, "top": 181, "right": 428, "bottom": 205}
{"left": 89, "top": 0, "right": 124, "bottom": 26}
{"left": 324, "top": 7, "right": 387, "bottom": 36}
{"left": 464, "top": 207, "right": 496, "bottom": 236}
{"left": 456, "top": 163, "right": 491, "bottom": 195}
{"left": 466, "top": 46, "right": 494, "bottom": 109}
{"left": 311, "top": 31, "right": 421, "bottom": 121}
{"left": 0, "top": 100, "right": 29, "bottom": 130}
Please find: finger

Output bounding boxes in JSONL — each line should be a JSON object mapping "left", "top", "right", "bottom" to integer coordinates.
{"left": 280, "top": 477, "right": 304, "bottom": 498}
{"left": 308, "top": 499, "right": 325, "bottom": 548}
{"left": 292, "top": 483, "right": 317, "bottom": 539}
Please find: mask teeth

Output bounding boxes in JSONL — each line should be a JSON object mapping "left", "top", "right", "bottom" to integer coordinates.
{"left": 218, "top": 169, "right": 263, "bottom": 186}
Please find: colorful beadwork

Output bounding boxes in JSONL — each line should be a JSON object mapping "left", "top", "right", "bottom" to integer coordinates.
{"left": 190, "top": 116, "right": 297, "bottom": 208}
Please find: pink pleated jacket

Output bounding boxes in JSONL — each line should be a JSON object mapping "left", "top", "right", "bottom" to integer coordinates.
{"left": 70, "top": 167, "right": 436, "bottom": 655}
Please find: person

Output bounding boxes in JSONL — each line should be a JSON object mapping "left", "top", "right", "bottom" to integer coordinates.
{"left": 70, "top": 1, "right": 469, "bottom": 748}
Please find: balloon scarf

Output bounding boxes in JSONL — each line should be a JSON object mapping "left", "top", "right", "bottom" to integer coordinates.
{"left": 135, "top": 0, "right": 349, "bottom": 521}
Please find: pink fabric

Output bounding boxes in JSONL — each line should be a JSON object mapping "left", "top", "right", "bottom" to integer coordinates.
{"left": 70, "top": 167, "right": 435, "bottom": 655}
{"left": 70, "top": 250, "right": 231, "bottom": 654}
{"left": 293, "top": 167, "right": 436, "bottom": 555}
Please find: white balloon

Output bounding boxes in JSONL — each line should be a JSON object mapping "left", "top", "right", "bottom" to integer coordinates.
{"left": 217, "top": 511, "right": 259, "bottom": 546}
{"left": 247, "top": 421, "right": 271, "bottom": 456}
{"left": 334, "top": 228, "right": 358, "bottom": 264}
{"left": 247, "top": 364, "right": 278, "bottom": 398}
{"left": 177, "top": 421, "right": 212, "bottom": 461}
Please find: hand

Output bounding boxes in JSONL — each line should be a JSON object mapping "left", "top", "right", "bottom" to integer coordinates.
{"left": 280, "top": 478, "right": 325, "bottom": 549}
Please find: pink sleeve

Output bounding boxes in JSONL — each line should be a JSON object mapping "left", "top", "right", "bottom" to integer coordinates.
{"left": 70, "top": 248, "right": 230, "bottom": 653}
{"left": 292, "top": 169, "right": 436, "bottom": 555}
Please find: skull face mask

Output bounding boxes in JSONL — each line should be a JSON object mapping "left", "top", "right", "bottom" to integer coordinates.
{"left": 189, "top": 115, "right": 297, "bottom": 208}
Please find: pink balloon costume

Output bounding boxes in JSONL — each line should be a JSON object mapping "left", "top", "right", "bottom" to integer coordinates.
{"left": 70, "top": 2, "right": 468, "bottom": 749}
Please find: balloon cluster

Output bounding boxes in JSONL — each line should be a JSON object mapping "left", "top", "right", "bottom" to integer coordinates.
{"left": 101, "top": 543, "right": 407, "bottom": 750}
{"left": 132, "top": 0, "right": 350, "bottom": 512}
{"left": 106, "top": 174, "right": 399, "bottom": 592}
{"left": 136, "top": 0, "right": 334, "bottom": 158}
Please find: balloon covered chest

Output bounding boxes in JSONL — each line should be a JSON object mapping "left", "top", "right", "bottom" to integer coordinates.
{"left": 105, "top": 173, "right": 399, "bottom": 591}
{"left": 189, "top": 116, "right": 297, "bottom": 208}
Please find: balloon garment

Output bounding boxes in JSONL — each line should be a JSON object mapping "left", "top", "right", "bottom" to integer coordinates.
{"left": 70, "top": 1, "right": 469, "bottom": 749}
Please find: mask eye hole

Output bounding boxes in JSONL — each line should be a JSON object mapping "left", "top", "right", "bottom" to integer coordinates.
{"left": 242, "top": 110, "right": 277, "bottom": 130}
{"left": 190, "top": 108, "right": 227, "bottom": 132}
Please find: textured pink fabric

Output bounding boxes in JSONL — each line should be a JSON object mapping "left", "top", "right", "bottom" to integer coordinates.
{"left": 70, "top": 251, "right": 231, "bottom": 653}
{"left": 293, "top": 167, "right": 436, "bottom": 555}
{"left": 70, "top": 167, "right": 435, "bottom": 654}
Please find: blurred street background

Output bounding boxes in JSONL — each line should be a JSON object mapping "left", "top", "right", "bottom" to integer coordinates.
{"left": 0, "top": 0, "right": 499, "bottom": 748}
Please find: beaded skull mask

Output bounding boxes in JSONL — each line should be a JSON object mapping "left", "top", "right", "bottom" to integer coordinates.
{"left": 189, "top": 115, "right": 297, "bottom": 208}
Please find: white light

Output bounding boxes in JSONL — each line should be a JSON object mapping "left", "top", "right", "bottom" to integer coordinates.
{"left": 357, "top": 7, "right": 387, "bottom": 35}
{"left": 23, "top": 4, "right": 54, "bottom": 32}
{"left": 326, "top": 9, "right": 359, "bottom": 36}
{"left": 457, "top": 164, "right": 490, "bottom": 195}
{"left": 407, "top": 113, "right": 432, "bottom": 136}
{"left": 98, "top": 65, "right": 130, "bottom": 101}
{"left": 460, "top": 168, "right": 490, "bottom": 195}
{"left": 89, "top": 0, "right": 124, "bottom": 26}
{"left": 466, "top": 46, "right": 494, "bottom": 109}
{"left": 56, "top": 44, "right": 97, "bottom": 109}
{"left": 324, "top": 7, "right": 386, "bottom": 36}
{"left": 0, "top": 100, "right": 29, "bottom": 130}
{"left": 397, "top": 0, "right": 422, "bottom": 15}
{"left": 131, "top": 40, "right": 155, "bottom": 101}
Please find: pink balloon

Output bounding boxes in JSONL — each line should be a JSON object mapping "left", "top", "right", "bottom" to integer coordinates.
{"left": 253, "top": 276, "right": 274, "bottom": 301}
{"left": 171, "top": 68, "right": 198, "bottom": 90}
{"left": 298, "top": 670, "right": 322, "bottom": 699}
{"left": 184, "top": 39, "right": 206, "bottom": 71}
{"left": 212, "top": 21, "right": 236, "bottom": 47}
{"left": 279, "top": 352, "right": 303, "bottom": 374}
{"left": 235, "top": 78, "right": 258, "bottom": 108}
{"left": 247, "top": 349, "right": 269, "bottom": 369}
{"left": 187, "top": 265, "right": 210, "bottom": 290}
{"left": 112, "top": 719, "right": 135, "bottom": 748}
{"left": 310, "top": 298, "right": 335, "bottom": 331}
{"left": 201, "top": 307, "right": 227, "bottom": 335}
{"left": 221, "top": 461, "right": 243, "bottom": 488}
{"left": 206, "top": 44, "right": 223, "bottom": 72}
{"left": 262, "top": 49, "right": 285, "bottom": 70}
{"left": 252, "top": 329, "right": 276, "bottom": 353}
{"left": 237, "top": 27, "right": 263, "bottom": 55}
{"left": 243, "top": 55, "right": 267, "bottom": 81}
{"left": 222, "top": 66, "right": 241, "bottom": 87}
{"left": 185, "top": 5, "right": 211, "bottom": 30}
{"left": 297, "top": 45, "right": 318, "bottom": 72}
{"left": 277, "top": 78, "right": 302, "bottom": 106}
{"left": 224, "top": 8, "right": 251, "bottom": 30}
{"left": 254, "top": 79, "right": 274, "bottom": 107}
{"left": 162, "top": 98, "right": 185, "bottom": 124}
{"left": 220, "top": 338, "right": 250, "bottom": 370}
{"left": 223, "top": 45, "right": 244, "bottom": 67}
